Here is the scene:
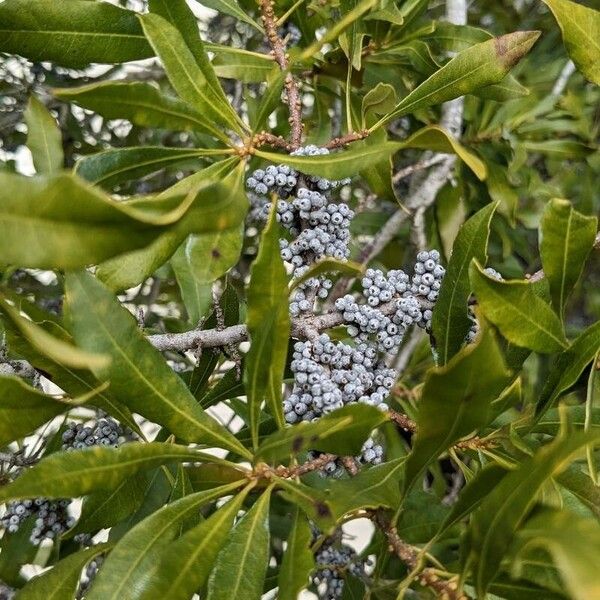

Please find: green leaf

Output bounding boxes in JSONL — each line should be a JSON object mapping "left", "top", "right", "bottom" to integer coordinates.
{"left": 86, "top": 481, "right": 245, "bottom": 600}
{"left": 96, "top": 230, "right": 184, "bottom": 292}
{"left": 275, "top": 478, "right": 335, "bottom": 530}
{"left": 0, "top": 376, "right": 80, "bottom": 447}
{"left": 0, "top": 0, "right": 153, "bottom": 68}
{"left": 245, "top": 207, "right": 290, "bottom": 448}
{"left": 0, "top": 297, "right": 109, "bottom": 371}
{"left": 192, "top": 0, "right": 262, "bottom": 31}
{"left": 206, "top": 488, "right": 272, "bottom": 600}
{"left": 65, "top": 271, "right": 251, "bottom": 458}
{"left": 0, "top": 173, "right": 160, "bottom": 269}
{"left": 396, "top": 125, "right": 487, "bottom": 180}
{"left": 538, "top": 321, "right": 600, "bottom": 415}
{"left": 0, "top": 442, "right": 215, "bottom": 502}
{"left": 139, "top": 12, "right": 245, "bottom": 134}
{"left": 298, "top": 0, "right": 379, "bottom": 60}
{"left": 437, "top": 464, "right": 508, "bottom": 538}
{"left": 278, "top": 507, "right": 315, "bottom": 600}
{"left": 542, "top": 0, "right": 600, "bottom": 84}
{"left": 250, "top": 71, "right": 285, "bottom": 133}
{"left": 0, "top": 518, "right": 36, "bottom": 587}
{"left": 24, "top": 96, "right": 63, "bottom": 174}
{"left": 96, "top": 158, "right": 247, "bottom": 291}
{"left": 256, "top": 404, "right": 387, "bottom": 463}
{"left": 469, "top": 261, "right": 568, "bottom": 354}
{"left": 373, "top": 31, "right": 540, "bottom": 128}
{"left": 256, "top": 125, "right": 484, "bottom": 182}
{"left": 586, "top": 353, "right": 600, "bottom": 484}
{"left": 15, "top": 543, "right": 110, "bottom": 600}
{"left": 211, "top": 46, "right": 278, "bottom": 82}
{"left": 2, "top": 315, "right": 140, "bottom": 435}
{"left": 432, "top": 203, "right": 497, "bottom": 364}
{"left": 254, "top": 142, "right": 402, "bottom": 181}
{"left": 512, "top": 510, "right": 600, "bottom": 600}
{"left": 467, "top": 430, "right": 600, "bottom": 597}
{"left": 328, "top": 457, "right": 405, "bottom": 518}
{"left": 137, "top": 489, "right": 250, "bottom": 600}
{"left": 53, "top": 81, "right": 226, "bottom": 140}
{"left": 540, "top": 199, "right": 597, "bottom": 317}
{"left": 75, "top": 147, "right": 228, "bottom": 189}
{"left": 68, "top": 473, "right": 149, "bottom": 538}
{"left": 361, "top": 83, "right": 397, "bottom": 128}
{"left": 172, "top": 226, "right": 243, "bottom": 324}
{"left": 403, "top": 327, "right": 511, "bottom": 493}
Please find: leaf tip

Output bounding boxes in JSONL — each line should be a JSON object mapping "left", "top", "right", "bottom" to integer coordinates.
{"left": 494, "top": 30, "right": 541, "bottom": 69}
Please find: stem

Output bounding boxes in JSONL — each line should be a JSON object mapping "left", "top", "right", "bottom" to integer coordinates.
{"left": 258, "top": 0, "right": 304, "bottom": 147}
{"left": 373, "top": 511, "right": 469, "bottom": 600}
{"left": 147, "top": 296, "right": 434, "bottom": 352}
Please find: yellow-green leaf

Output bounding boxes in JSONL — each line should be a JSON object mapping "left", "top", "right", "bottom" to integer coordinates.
{"left": 24, "top": 96, "right": 63, "bottom": 174}
{"left": 469, "top": 261, "right": 568, "bottom": 354}
{"left": 65, "top": 271, "right": 251, "bottom": 458}
{"left": 245, "top": 207, "right": 289, "bottom": 447}
{"left": 540, "top": 198, "right": 598, "bottom": 318}
{"left": 542, "top": 0, "right": 600, "bottom": 84}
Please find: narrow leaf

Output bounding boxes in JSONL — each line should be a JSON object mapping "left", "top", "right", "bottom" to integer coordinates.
{"left": 76, "top": 147, "right": 228, "bottom": 189}
{"left": 86, "top": 482, "right": 245, "bottom": 600}
{"left": 137, "top": 490, "right": 250, "bottom": 600}
{"left": 432, "top": 203, "right": 497, "bottom": 364}
{"left": 278, "top": 507, "right": 315, "bottom": 600}
{"left": 15, "top": 544, "right": 110, "bottom": 600}
{"left": 0, "top": 0, "right": 153, "bottom": 67}
{"left": 139, "top": 12, "right": 244, "bottom": 133}
{"left": 540, "top": 198, "right": 597, "bottom": 317}
{"left": 256, "top": 404, "right": 387, "bottom": 463}
{"left": 172, "top": 226, "right": 243, "bottom": 324}
{"left": 245, "top": 207, "right": 290, "bottom": 447}
{"left": 0, "top": 297, "right": 109, "bottom": 371}
{"left": 24, "top": 96, "right": 63, "bottom": 174}
{"left": 542, "top": 0, "right": 600, "bottom": 84}
{"left": 206, "top": 488, "right": 272, "bottom": 600}
{"left": 65, "top": 271, "right": 251, "bottom": 458}
{"left": 403, "top": 327, "right": 512, "bottom": 493}
{"left": 374, "top": 31, "right": 540, "bottom": 127}
{"left": 470, "top": 261, "right": 568, "bottom": 354}
{"left": 0, "top": 376, "right": 81, "bottom": 448}
{"left": 0, "top": 442, "right": 213, "bottom": 502}
{"left": 468, "top": 430, "right": 600, "bottom": 596}
{"left": 54, "top": 81, "right": 226, "bottom": 140}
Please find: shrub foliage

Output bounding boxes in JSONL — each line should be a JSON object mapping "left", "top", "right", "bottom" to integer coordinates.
{"left": 0, "top": 0, "right": 599, "bottom": 599}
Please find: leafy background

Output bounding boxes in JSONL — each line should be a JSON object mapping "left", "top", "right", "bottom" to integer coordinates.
{"left": 0, "top": 0, "right": 599, "bottom": 599}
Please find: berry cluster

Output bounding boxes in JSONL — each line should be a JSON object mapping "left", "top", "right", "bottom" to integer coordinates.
{"left": 311, "top": 529, "right": 370, "bottom": 599}
{"left": 285, "top": 334, "right": 395, "bottom": 424}
{"left": 1, "top": 498, "right": 74, "bottom": 545}
{"left": 61, "top": 417, "right": 122, "bottom": 450}
{"left": 247, "top": 145, "right": 353, "bottom": 316}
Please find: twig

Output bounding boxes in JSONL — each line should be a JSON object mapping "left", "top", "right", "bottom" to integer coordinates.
{"left": 551, "top": 59, "right": 576, "bottom": 96}
{"left": 373, "top": 511, "right": 469, "bottom": 599}
{"left": 388, "top": 409, "right": 495, "bottom": 451}
{"left": 323, "top": 130, "right": 369, "bottom": 149}
{"left": 391, "top": 155, "right": 447, "bottom": 184}
{"left": 258, "top": 0, "right": 303, "bottom": 147}
{"left": 254, "top": 453, "right": 337, "bottom": 479}
{"left": 253, "top": 131, "right": 295, "bottom": 152}
{"left": 148, "top": 297, "right": 433, "bottom": 352}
